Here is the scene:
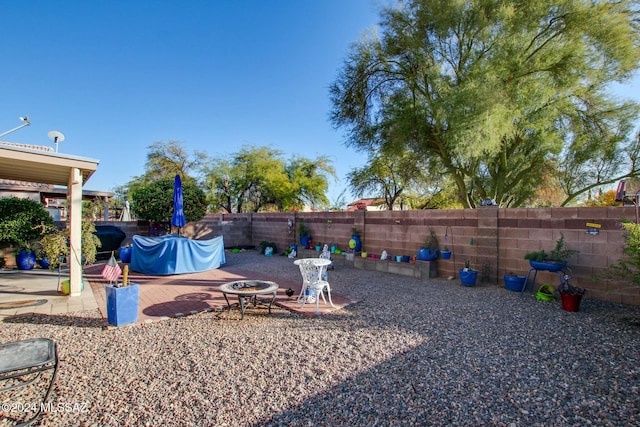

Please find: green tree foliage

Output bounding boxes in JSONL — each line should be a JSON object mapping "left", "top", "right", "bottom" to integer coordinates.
{"left": 330, "top": 0, "right": 640, "bottom": 208}
{"left": 348, "top": 149, "right": 422, "bottom": 210}
{"left": 125, "top": 140, "right": 206, "bottom": 199}
{"left": 204, "top": 145, "right": 335, "bottom": 212}
{"left": 0, "top": 197, "right": 54, "bottom": 248}
{"left": 601, "top": 221, "right": 640, "bottom": 286}
{"left": 131, "top": 177, "right": 207, "bottom": 223}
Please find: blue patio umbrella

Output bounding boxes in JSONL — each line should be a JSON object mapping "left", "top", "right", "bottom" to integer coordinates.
{"left": 171, "top": 174, "right": 186, "bottom": 235}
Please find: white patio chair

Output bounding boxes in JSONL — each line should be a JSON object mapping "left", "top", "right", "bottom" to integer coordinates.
{"left": 295, "top": 258, "right": 336, "bottom": 315}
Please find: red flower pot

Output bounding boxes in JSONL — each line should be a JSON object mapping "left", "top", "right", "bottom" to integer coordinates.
{"left": 560, "top": 293, "right": 583, "bottom": 312}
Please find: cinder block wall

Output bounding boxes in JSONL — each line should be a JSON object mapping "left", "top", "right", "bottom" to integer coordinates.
{"left": 92, "top": 206, "right": 640, "bottom": 306}
{"left": 238, "top": 207, "right": 640, "bottom": 306}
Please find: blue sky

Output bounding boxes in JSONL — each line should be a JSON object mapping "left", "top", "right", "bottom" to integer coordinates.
{"left": 1, "top": 0, "right": 639, "bottom": 205}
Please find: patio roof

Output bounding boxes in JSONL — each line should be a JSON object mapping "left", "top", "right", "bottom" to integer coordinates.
{"left": 0, "top": 141, "right": 100, "bottom": 297}
{"left": 0, "top": 142, "right": 99, "bottom": 185}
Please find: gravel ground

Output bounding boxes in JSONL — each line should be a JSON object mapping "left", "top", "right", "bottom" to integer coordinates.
{"left": 2, "top": 250, "right": 640, "bottom": 427}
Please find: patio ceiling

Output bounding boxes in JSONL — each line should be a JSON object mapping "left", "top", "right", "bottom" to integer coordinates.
{"left": 0, "top": 143, "right": 98, "bottom": 186}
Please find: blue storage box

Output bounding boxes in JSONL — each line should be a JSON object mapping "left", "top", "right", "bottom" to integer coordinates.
{"left": 106, "top": 283, "right": 139, "bottom": 326}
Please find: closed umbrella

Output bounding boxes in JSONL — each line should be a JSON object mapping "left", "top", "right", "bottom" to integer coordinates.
{"left": 171, "top": 174, "right": 186, "bottom": 235}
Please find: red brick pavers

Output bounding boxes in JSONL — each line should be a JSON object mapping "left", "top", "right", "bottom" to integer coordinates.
{"left": 83, "top": 262, "right": 355, "bottom": 325}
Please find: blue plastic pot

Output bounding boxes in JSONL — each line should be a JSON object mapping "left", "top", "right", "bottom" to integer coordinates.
{"left": 504, "top": 275, "right": 526, "bottom": 292}
{"left": 350, "top": 234, "right": 362, "bottom": 252}
{"left": 529, "top": 260, "right": 566, "bottom": 272}
{"left": 417, "top": 247, "right": 438, "bottom": 261}
{"left": 459, "top": 269, "right": 478, "bottom": 286}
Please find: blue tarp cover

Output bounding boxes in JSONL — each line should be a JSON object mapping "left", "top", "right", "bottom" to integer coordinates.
{"left": 130, "top": 234, "right": 226, "bottom": 275}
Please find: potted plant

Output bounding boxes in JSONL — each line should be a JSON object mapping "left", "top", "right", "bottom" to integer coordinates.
{"left": 459, "top": 260, "right": 478, "bottom": 286}
{"left": 349, "top": 227, "right": 362, "bottom": 252}
{"left": 39, "top": 221, "right": 102, "bottom": 270}
{"left": 15, "top": 243, "right": 37, "bottom": 270}
{"left": 557, "top": 272, "right": 586, "bottom": 312}
{"left": 259, "top": 241, "right": 277, "bottom": 256}
{"left": 524, "top": 233, "right": 578, "bottom": 272}
{"left": 440, "top": 246, "right": 452, "bottom": 259}
{"left": 0, "top": 197, "right": 55, "bottom": 270}
{"left": 503, "top": 272, "right": 526, "bottom": 292}
{"left": 298, "top": 219, "right": 311, "bottom": 248}
{"left": 417, "top": 228, "right": 439, "bottom": 261}
{"left": 31, "top": 240, "right": 50, "bottom": 269}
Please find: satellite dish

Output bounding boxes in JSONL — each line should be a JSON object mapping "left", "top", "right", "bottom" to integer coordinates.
{"left": 47, "top": 130, "right": 65, "bottom": 152}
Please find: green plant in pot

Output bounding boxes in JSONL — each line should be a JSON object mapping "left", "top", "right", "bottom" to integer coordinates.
{"left": 503, "top": 271, "right": 526, "bottom": 292}
{"left": 39, "top": 221, "right": 102, "bottom": 270}
{"left": 298, "top": 219, "right": 311, "bottom": 248}
{"left": 524, "top": 234, "right": 578, "bottom": 272}
{"left": 557, "top": 271, "right": 586, "bottom": 312}
{"left": 350, "top": 227, "right": 362, "bottom": 252}
{"left": 0, "top": 197, "right": 55, "bottom": 270}
{"left": 440, "top": 246, "right": 452, "bottom": 259}
{"left": 459, "top": 260, "right": 478, "bottom": 286}
{"left": 417, "top": 228, "right": 439, "bottom": 261}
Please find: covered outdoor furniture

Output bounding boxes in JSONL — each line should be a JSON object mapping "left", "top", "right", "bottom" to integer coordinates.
{"left": 130, "top": 234, "right": 225, "bottom": 275}
{"left": 294, "top": 258, "right": 335, "bottom": 315}
{"left": 0, "top": 338, "right": 58, "bottom": 426}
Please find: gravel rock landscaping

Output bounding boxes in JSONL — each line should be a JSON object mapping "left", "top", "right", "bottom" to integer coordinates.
{"left": 2, "top": 250, "right": 640, "bottom": 426}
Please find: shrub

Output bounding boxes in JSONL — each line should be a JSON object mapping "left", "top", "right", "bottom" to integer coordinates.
{"left": 131, "top": 177, "right": 207, "bottom": 223}
{"left": 0, "top": 197, "right": 54, "bottom": 249}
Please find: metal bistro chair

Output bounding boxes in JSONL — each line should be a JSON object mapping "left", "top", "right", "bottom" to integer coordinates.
{"left": 0, "top": 338, "right": 58, "bottom": 427}
{"left": 295, "top": 258, "right": 336, "bottom": 315}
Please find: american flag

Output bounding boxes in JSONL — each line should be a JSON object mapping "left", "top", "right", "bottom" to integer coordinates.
{"left": 101, "top": 252, "right": 122, "bottom": 283}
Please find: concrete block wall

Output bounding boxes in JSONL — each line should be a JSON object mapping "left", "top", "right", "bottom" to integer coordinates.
{"left": 240, "top": 207, "right": 640, "bottom": 306}
{"left": 90, "top": 205, "right": 640, "bottom": 306}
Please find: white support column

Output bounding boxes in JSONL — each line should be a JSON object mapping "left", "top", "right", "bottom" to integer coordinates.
{"left": 68, "top": 168, "right": 83, "bottom": 296}
{"left": 103, "top": 196, "right": 110, "bottom": 221}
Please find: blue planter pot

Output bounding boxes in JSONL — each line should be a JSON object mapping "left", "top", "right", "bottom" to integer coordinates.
{"left": 459, "top": 269, "right": 478, "bottom": 286}
{"left": 300, "top": 236, "right": 311, "bottom": 248}
{"left": 38, "top": 258, "right": 50, "bottom": 269}
{"left": 16, "top": 250, "right": 36, "bottom": 270}
{"left": 529, "top": 260, "right": 566, "bottom": 272}
{"left": 349, "top": 234, "right": 362, "bottom": 252}
{"left": 440, "top": 251, "right": 452, "bottom": 260}
{"left": 504, "top": 275, "right": 526, "bottom": 292}
{"left": 417, "top": 247, "right": 438, "bottom": 261}
{"left": 119, "top": 246, "right": 132, "bottom": 263}
{"left": 106, "top": 283, "right": 140, "bottom": 326}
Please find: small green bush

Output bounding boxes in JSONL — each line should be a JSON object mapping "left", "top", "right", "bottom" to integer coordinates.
{"left": 259, "top": 241, "right": 277, "bottom": 254}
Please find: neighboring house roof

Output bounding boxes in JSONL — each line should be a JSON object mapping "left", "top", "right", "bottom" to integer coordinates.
{"left": 346, "top": 198, "right": 386, "bottom": 211}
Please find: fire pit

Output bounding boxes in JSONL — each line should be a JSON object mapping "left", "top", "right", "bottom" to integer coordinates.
{"left": 218, "top": 280, "right": 279, "bottom": 320}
